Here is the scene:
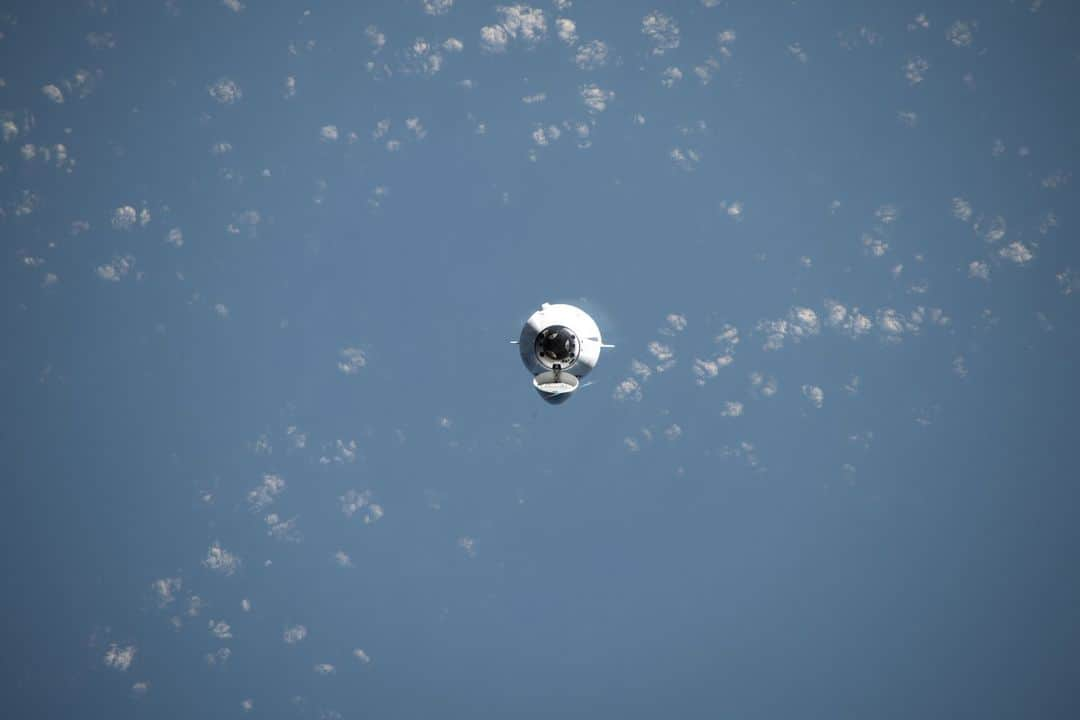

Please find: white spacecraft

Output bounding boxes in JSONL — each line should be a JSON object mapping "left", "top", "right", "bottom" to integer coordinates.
{"left": 515, "top": 303, "right": 611, "bottom": 404}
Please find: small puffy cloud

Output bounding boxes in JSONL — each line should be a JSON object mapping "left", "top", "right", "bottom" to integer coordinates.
{"left": 802, "top": 385, "right": 824, "bottom": 408}
{"left": 314, "top": 663, "right": 336, "bottom": 676}
{"left": 165, "top": 228, "right": 183, "bottom": 247}
{"left": 612, "top": 377, "right": 642, "bottom": 402}
{"left": 365, "top": 25, "right": 387, "bottom": 53}
{"left": 497, "top": 5, "right": 547, "bottom": 44}
{"left": 152, "top": 577, "right": 182, "bottom": 607}
{"left": 247, "top": 473, "right": 285, "bottom": 511}
{"left": 481, "top": 24, "right": 511, "bottom": 52}
{"left": 670, "top": 147, "right": 700, "bottom": 171}
{"left": 131, "top": 682, "right": 150, "bottom": 698}
{"left": 661, "top": 67, "right": 683, "bottom": 87}
{"left": 947, "top": 20, "right": 975, "bottom": 47}
{"left": 320, "top": 125, "right": 339, "bottom": 142}
{"left": 968, "top": 260, "right": 990, "bottom": 280}
{"left": 283, "top": 625, "right": 308, "bottom": 645}
{"left": 111, "top": 205, "right": 138, "bottom": 230}
{"left": 443, "top": 37, "right": 463, "bottom": 52}
{"left": 223, "top": 0, "right": 245, "bottom": 12}
{"left": 904, "top": 57, "right": 929, "bottom": 85}
{"left": 531, "top": 124, "right": 561, "bottom": 147}
{"left": 203, "top": 541, "right": 240, "bottom": 576}
{"left": 104, "top": 644, "right": 136, "bottom": 671}
{"left": 787, "top": 43, "right": 808, "bottom": 63}
{"left": 664, "top": 424, "right": 682, "bottom": 440}
{"left": 333, "top": 550, "right": 354, "bottom": 568}
{"left": 823, "top": 300, "right": 872, "bottom": 338}
{"left": 642, "top": 11, "right": 679, "bottom": 55}
{"left": 999, "top": 241, "right": 1033, "bottom": 265}
{"left": 758, "top": 307, "right": 819, "bottom": 350}
{"left": 897, "top": 111, "right": 919, "bottom": 127}
{"left": 96, "top": 254, "right": 136, "bottom": 282}
{"left": 338, "top": 347, "right": 367, "bottom": 374}
{"left": 205, "top": 648, "right": 231, "bottom": 666}
{"left": 522, "top": 92, "right": 546, "bottom": 104}
{"left": 721, "top": 401, "right": 743, "bottom": 417}
{"left": 580, "top": 83, "right": 614, "bottom": 113}
{"left": 458, "top": 536, "right": 477, "bottom": 558}
{"left": 556, "top": 18, "right": 577, "bottom": 45}
{"left": 209, "top": 620, "right": 232, "bottom": 640}
{"left": 662, "top": 313, "right": 687, "bottom": 334}
{"left": 749, "top": 372, "right": 778, "bottom": 397}
{"left": 422, "top": 0, "right": 453, "bottom": 15}
{"left": 340, "top": 489, "right": 384, "bottom": 524}
{"left": 952, "top": 197, "right": 973, "bottom": 222}
{"left": 265, "top": 513, "right": 301, "bottom": 543}
{"left": 1058, "top": 268, "right": 1079, "bottom": 295}
{"left": 241, "top": 699, "right": 254, "bottom": 712}
{"left": 575, "top": 40, "right": 610, "bottom": 70}
{"left": 354, "top": 648, "right": 372, "bottom": 664}
{"left": 208, "top": 77, "right": 242, "bottom": 104}
{"left": 875, "top": 204, "right": 900, "bottom": 225}
{"left": 648, "top": 340, "right": 675, "bottom": 371}
{"left": 42, "top": 84, "right": 64, "bottom": 103}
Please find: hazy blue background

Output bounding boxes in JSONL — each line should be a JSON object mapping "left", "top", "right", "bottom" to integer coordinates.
{"left": 3, "top": 1, "right": 1080, "bottom": 717}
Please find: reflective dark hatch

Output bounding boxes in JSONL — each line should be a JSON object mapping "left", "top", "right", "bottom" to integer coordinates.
{"left": 533, "top": 325, "right": 579, "bottom": 370}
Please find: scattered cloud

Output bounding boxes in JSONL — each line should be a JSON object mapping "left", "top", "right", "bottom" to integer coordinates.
{"left": 422, "top": 0, "right": 453, "bottom": 15}
{"left": 338, "top": 348, "right": 367, "bottom": 375}
{"left": 203, "top": 541, "right": 240, "bottom": 576}
{"left": 758, "top": 307, "right": 820, "bottom": 350}
{"left": 642, "top": 11, "right": 679, "bottom": 55}
{"left": 556, "top": 18, "right": 577, "bottom": 45}
{"left": 354, "top": 648, "right": 372, "bottom": 664}
{"left": 999, "top": 241, "right": 1033, "bottom": 265}
{"left": 721, "top": 401, "right": 743, "bottom": 417}
{"left": 283, "top": 625, "right": 308, "bottom": 645}
{"left": 104, "top": 643, "right": 136, "bottom": 671}
{"left": 96, "top": 254, "right": 135, "bottom": 282}
{"left": 802, "top": 385, "right": 824, "bottom": 408}
{"left": 340, "top": 489, "right": 384, "bottom": 524}
{"left": 42, "top": 84, "right": 64, "bottom": 103}
{"left": 580, "top": 83, "right": 614, "bottom": 113}
{"left": 575, "top": 40, "right": 610, "bottom": 70}
{"left": 208, "top": 77, "right": 242, "bottom": 104}
{"left": 904, "top": 57, "right": 930, "bottom": 85}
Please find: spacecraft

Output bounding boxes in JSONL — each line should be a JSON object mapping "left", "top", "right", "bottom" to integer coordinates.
{"left": 514, "top": 303, "right": 611, "bottom": 404}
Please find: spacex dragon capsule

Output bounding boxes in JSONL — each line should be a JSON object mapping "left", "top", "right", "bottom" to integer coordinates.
{"left": 516, "top": 303, "right": 611, "bottom": 404}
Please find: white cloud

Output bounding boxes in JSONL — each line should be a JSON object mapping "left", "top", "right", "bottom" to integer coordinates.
{"left": 205, "top": 648, "right": 231, "bottom": 666}
{"left": 365, "top": 26, "right": 387, "bottom": 53}
{"left": 131, "top": 682, "right": 150, "bottom": 697}
{"left": 423, "top": 0, "right": 453, "bottom": 15}
{"left": 823, "top": 299, "right": 872, "bottom": 338}
{"left": 670, "top": 147, "right": 700, "bottom": 171}
{"left": 314, "top": 663, "right": 336, "bottom": 676}
{"left": 354, "top": 648, "right": 372, "bottom": 664}
{"left": 968, "top": 260, "right": 990, "bottom": 281}
{"left": 247, "top": 473, "right": 285, "bottom": 511}
{"left": 42, "top": 84, "right": 64, "bottom": 103}
{"left": 721, "top": 401, "right": 743, "bottom": 417}
{"left": 612, "top": 377, "right": 642, "bottom": 402}
{"left": 265, "top": 513, "right": 301, "bottom": 543}
{"left": 223, "top": 0, "right": 244, "bottom": 12}
{"left": 875, "top": 204, "right": 900, "bottom": 224}
{"left": 241, "top": 699, "right": 254, "bottom": 712}
{"left": 788, "top": 43, "right": 808, "bottom": 64}
{"left": 908, "top": 13, "right": 930, "bottom": 30}
{"left": 338, "top": 347, "right": 367, "bottom": 374}
{"left": 334, "top": 550, "right": 354, "bottom": 568}
{"left": 556, "top": 18, "right": 577, "bottom": 45}
{"left": 575, "top": 40, "right": 609, "bottom": 69}
{"left": 480, "top": 24, "right": 510, "bottom": 53}
{"left": 340, "top": 489, "right": 384, "bottom": 524}
{"left": 283, "top": 625, "right": 308, "bottom": 645}
{"left": 208, "top": 77, "right": 242, "bottom": 104}
{"left": 642, "top": 11, "right": 679, "bottom": 55}
{"left": 96, "top": 254, "right": 135, "bottom": 282}
{"left": 497, "top": 5, "right": 547, "bottom": 44}
{"left": 758, "top": 307, "right": 820, "bottom": 350}
{"left": 952, "top": 197, "right": 973, "bottom": 222}
{"left": 999, "top": 241, "right": 1033, "bottom": 265}
{"left": 1058, "top": 268, "right": 1079, "bottom": 295}
{"left": 320, "top": 125, "right": 339, "bottom": 142}
{"left": 749, "top": 372, "right": 778, "bottom": 397}
{"left": 203, "top": 541, "right": 240, "bottom": 576}
{"left": 802, "top": 385, "right": 824, "bottom": 408}
{"left": 152, "top": 577, "right": 181, "bottom": 607}
{"left": 209, "top": 620, "right": 232, "bottom": 640}
{"left": 459, "top": 536, "right": 477, "bottom": 558}
{"left": 104, "top": 644, "right": 136, "bottom": 671}
{"left": 580, "top": 84, "right": 613, "bottom": 113}
{"left": 904, "top": 57, "right": 929, "bottom": 85}
{"left": 661, "top": 67, "right": 683, "bottom": 87}
{"left": 975, "top": 215, "right": 1007, "bottom": 243}
{"left": 947, "top": 20, "right": 975, "bottom": 47}
{"left": 443, "top": 37, "right": 463, "bottom": 52}
{"left": 522, "top": 92, "right": 546, "bottom": 104}
{"left": 111, "top": 205, "right": 137, "bottom": 230}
